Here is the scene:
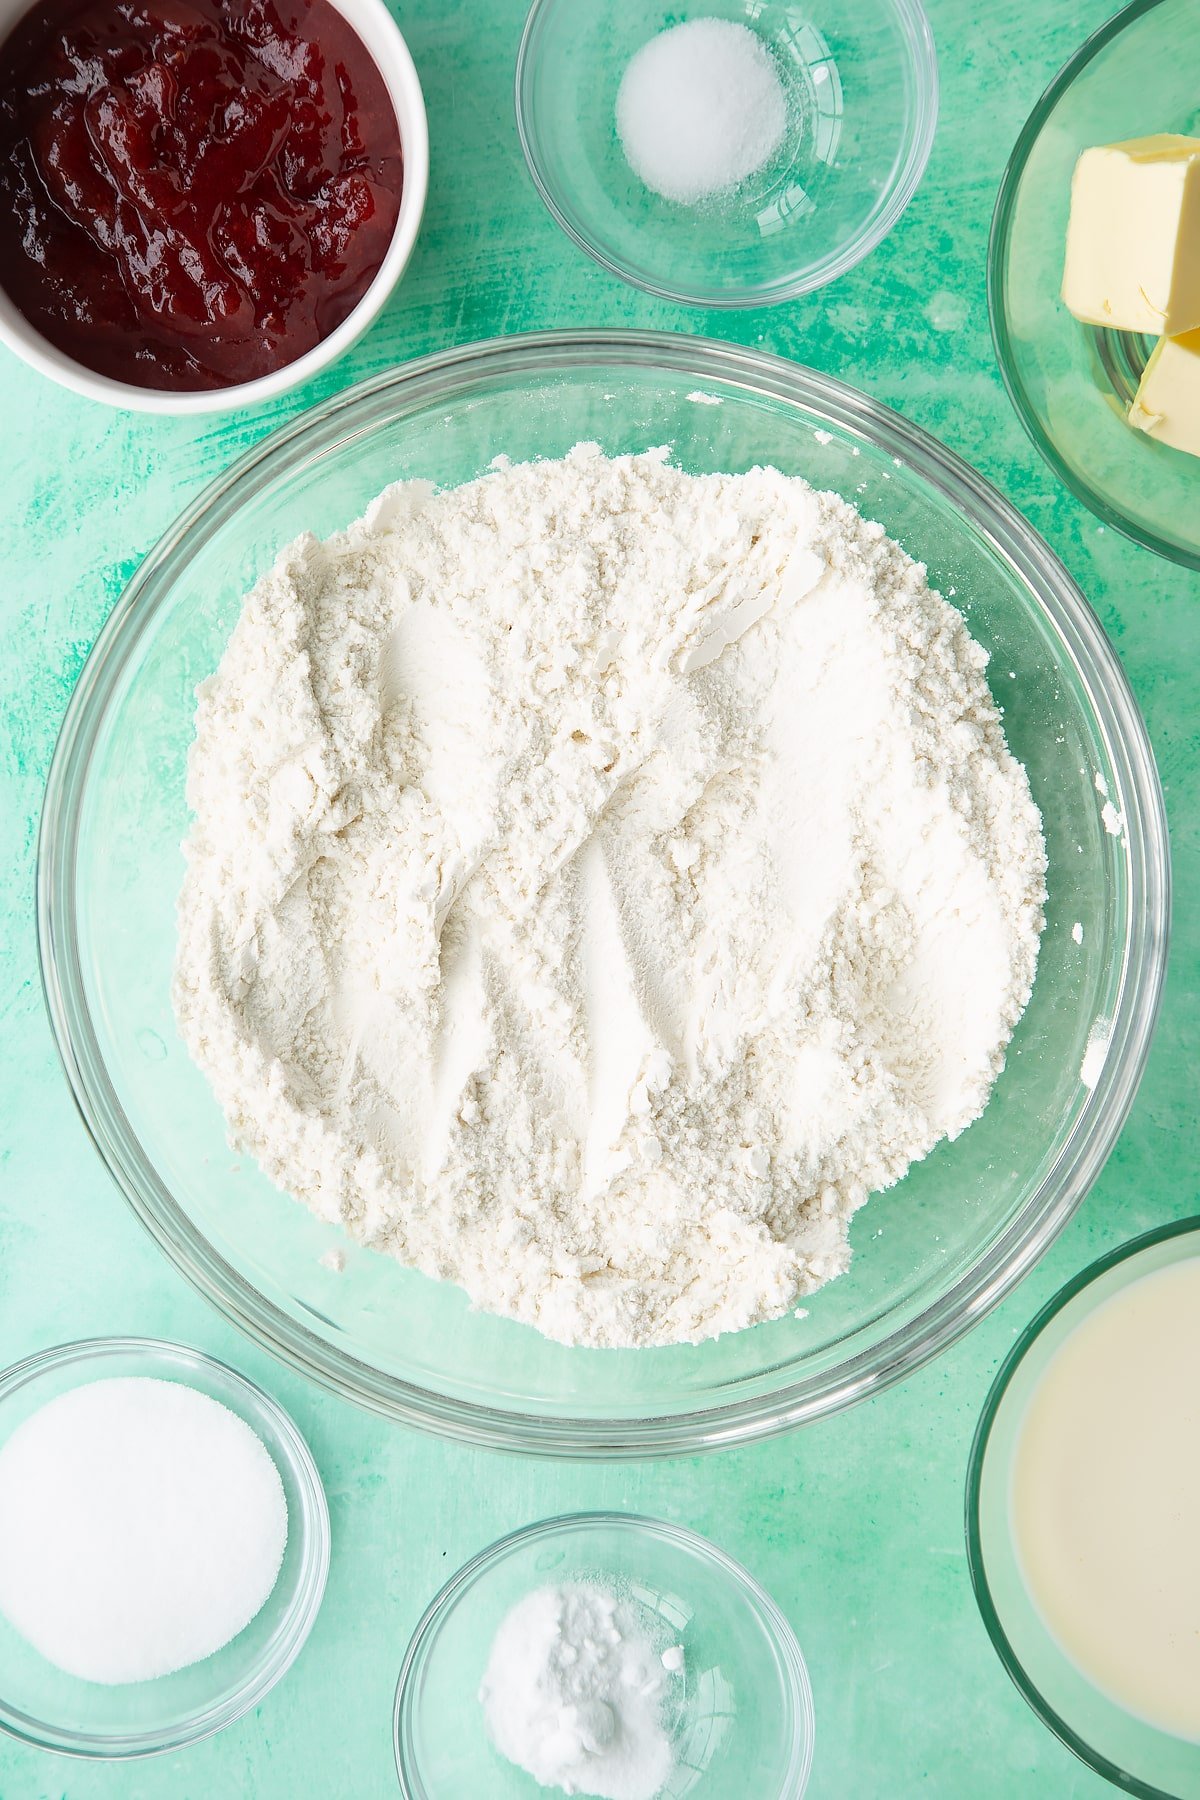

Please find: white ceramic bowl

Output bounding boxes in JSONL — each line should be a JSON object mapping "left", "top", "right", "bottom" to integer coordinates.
{"left": 0, "top": 0, "right": 428, "bottom": 415}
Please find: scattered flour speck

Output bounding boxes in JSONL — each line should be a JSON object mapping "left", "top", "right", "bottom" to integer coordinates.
{"left": 1080, "top": 1022, "right": 1111, "bottom": 1090}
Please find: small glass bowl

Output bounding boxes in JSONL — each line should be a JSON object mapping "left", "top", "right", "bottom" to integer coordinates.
{"left": 967, "top": 1219, "right": 1200, "bottom": 1797}
{"left": 393, "top": 1513, "right": 814, "bottom": 1797}
{"left": 0, "top": 1338, "right": 329, "bottom": 1760}
{"left": 989, "top": 0, "right": 1200, "bottom": 567}
{"left": 515, "top": 0, "right": 938, "bottom": 308}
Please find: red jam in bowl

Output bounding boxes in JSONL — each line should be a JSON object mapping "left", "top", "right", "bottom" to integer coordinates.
{"left": 0, "top": 0, "right": 404, "bottom": 391}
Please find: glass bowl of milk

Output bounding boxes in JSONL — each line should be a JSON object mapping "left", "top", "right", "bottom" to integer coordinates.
{"left": 968, "top": 1217, "right": 1200, "bottom": 1796}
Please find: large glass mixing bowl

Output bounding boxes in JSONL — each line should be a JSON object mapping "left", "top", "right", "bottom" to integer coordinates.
{"left": 38, "top": 332, "right": 1169, "bottom": 1458}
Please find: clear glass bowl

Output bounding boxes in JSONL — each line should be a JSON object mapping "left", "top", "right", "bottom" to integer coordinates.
{"left": 0, "top": 1338, "right": 329, "bottom": 1759}
{"left": 393, "top": 1513, "right": 814, "bottom": 1798}
{"left": 967, "top": 1219, "right": 1200, "bottom": 1797}
{"left": 515, "top": 0, "right": 938, "bottom": 307}
{"left": 989, "top": 0, "right": 1200, "bottom": 567}
{"left": 38, "top": 330, "right": 1168, "bottom": 1457}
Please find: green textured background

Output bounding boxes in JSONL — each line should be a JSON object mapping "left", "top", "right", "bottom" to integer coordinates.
{"left": 0, "top": 0, "right": 1194, "bottom": 1795}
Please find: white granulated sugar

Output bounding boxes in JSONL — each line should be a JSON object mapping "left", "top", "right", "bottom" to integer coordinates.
{"left": 616, "top": 20, "right": 788, "bottom": 205}
{"left": 174, "top": 447, "right": 1047, "bottom": 1350}
{"left": 0, "top": 1378, "right": 287, "bottom": 1684}
{"left": 479, "top": 1582, "right": 677, "bottom": 1800}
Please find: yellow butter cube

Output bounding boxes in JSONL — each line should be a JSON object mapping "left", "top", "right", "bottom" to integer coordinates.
{"left": 1128, "top": 328, "right": 1200, "bottom": 458}
{"left": 1062, "top": 135, "right": 1200, "bottom": 335}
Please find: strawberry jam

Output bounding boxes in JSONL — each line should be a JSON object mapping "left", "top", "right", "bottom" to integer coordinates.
{"left": 0, "top": 0, "right": 403, "bottom": 390}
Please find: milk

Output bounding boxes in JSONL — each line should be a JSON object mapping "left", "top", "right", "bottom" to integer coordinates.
{"left": 1012, "top": 1257, "right": 1200, "bottom": 1739}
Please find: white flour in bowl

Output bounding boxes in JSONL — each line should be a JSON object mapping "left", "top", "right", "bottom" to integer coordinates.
{"left": 173, "top": 446, "right": 1046, "bottom": 1349}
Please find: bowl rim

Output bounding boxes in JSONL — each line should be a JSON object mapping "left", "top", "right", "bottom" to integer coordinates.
{"left": 513, "top": 0, "right": 939, "bottom": 309}
{"left": 987, "top": 0, "right": 1200, "bottom": 571}
{"left": 0, "top": 1334, "right": 330, "bottom": 1760}
{"left": 391, "top": 1509, "right": 815, "bottom": 1798}
{"left": 0, "top": 0, "right": 430, "bottom": 416}
{"left": 964, "top": 1215, "right": 1200, "bottom": 1798}
{"left": 36, "top": 328, "right": 1171, "bottom": 1458}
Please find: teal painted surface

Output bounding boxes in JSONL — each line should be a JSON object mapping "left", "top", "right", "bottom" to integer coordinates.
{"left": 0, "top": 1, "right": 1194, "bottom": 1794}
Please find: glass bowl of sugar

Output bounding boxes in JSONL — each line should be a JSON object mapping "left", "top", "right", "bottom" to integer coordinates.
{"left": 968, "top": 1219, "right": 1200, "bottom": 1797}
{"left": 515, "top": 0, "right": 938, "bottom": 307}
{"left": 0, "top": 1337, "right": 329, "bottom": 1759}
{"left": 393, "top": 1513, "right": 814, "bottom": 1798}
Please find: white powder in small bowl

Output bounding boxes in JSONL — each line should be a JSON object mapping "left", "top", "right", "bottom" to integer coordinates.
{"left": 0, "top": 1377, "right": 288, "bottom": 1684}
{"left": 480, "top": 1581, "right": 681, "bottom": 1800}
{"left": 616, "top": 19, "right": 789, "bottom": 205}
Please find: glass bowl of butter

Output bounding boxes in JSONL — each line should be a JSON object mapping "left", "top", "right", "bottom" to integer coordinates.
{"left": 990, "top": 0, "right": 1200, "bottom": 568}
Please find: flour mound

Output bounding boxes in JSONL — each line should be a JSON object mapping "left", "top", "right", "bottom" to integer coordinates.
{"left": 173, "top": 447, "right": 1047, "bottom": 1349}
